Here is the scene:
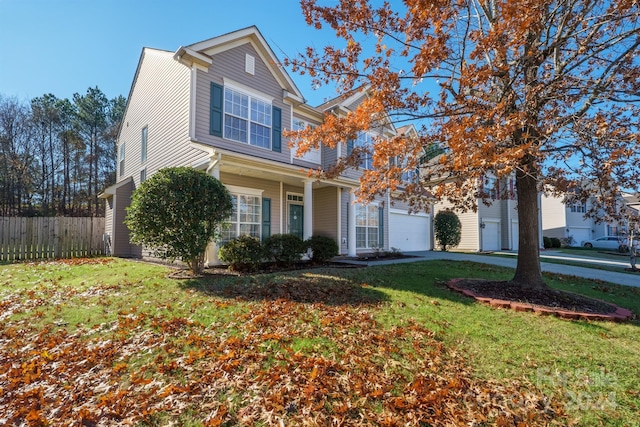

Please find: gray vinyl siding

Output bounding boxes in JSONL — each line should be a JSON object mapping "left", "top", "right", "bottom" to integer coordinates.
{"left": 112, "top": 180, "right": 134, "bottom": 257}
{"left": 313, "top": 187, "right": 338, "bottom": 241}
{"left": 118, "top": 48, "right": 200, "bottom": 188}
{"left": 322, "top": 143, "right": 338, "bottom": 171}
{"left": 194, "top": 43, "right": 292, "bottom": 163}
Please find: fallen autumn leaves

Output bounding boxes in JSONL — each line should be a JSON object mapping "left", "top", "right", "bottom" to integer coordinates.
{"left": 1, "top": 260, "right": 565, "bottom": 426}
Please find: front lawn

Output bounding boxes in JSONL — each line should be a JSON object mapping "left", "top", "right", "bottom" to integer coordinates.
{"left": 1, "top": 258, "right": 638, "bottom": 426}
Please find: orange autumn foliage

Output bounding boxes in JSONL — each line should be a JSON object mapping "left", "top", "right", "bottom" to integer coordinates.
{"left": 286, "top": 0, "right": 640, "bottom": 288}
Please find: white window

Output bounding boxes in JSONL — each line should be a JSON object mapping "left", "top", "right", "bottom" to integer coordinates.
{"left": 140, "top": 167, "right": 146, "bottom": 183}
{"left": 483, "top": 176, "right": 498, "bottom": 200}
{"left": 356, "top": 204, "right": 379, "bottom": 249}
{"left": 119, "top": 142, "right": 125, "bottom": 177}
{"left": 570, "top": 202, "right": 586, "bottom": 213}
{"left": 220, "top": 194, "right": 261, "bottom": 243}
{"left": 394, "top": 156, "right": 418, "bottom": 183}
{"left": 293, "top": 119, "right": 321, "bottom": 164}
{"left": 355, "top": 132, "right": 374, "bottom": 170}
{"left": 224, "top": 87, "right": 271, "bottom": 149}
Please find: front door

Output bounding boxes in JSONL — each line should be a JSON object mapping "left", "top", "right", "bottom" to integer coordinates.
{"left": 289, "top": 204, "right": 304, "bottom": 239}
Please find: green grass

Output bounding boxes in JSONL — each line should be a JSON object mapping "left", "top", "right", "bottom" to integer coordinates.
{"left": 1, "top": 258, "right": 638, "bottom": 426}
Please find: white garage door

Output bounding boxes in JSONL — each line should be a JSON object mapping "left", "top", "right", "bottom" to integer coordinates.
{"left": 568, "top": 227, "right": 590, "bottom": 247}
{"left": 481, "top": 220, "right": 501, "bottom": 251}
{"left": 389, "top": 212, "right": 431, "bottom": 252}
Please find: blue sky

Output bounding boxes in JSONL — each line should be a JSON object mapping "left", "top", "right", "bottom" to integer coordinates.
{"left": 0, "top": 0, "right": 342, "bottom": 105}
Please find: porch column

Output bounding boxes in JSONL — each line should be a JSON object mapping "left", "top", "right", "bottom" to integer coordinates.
{"left": 303, "top": 180, "right": 313, "bottom": 240}
{"left": 204, "top": 161, "right": 221, "bottom": 267}
{"left": 348, "top": 188, "right": 357, "bottom": 257}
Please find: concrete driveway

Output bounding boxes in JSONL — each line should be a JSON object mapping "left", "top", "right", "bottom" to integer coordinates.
{"left": 343, "top": 250, "right": 640, "bottom": 288}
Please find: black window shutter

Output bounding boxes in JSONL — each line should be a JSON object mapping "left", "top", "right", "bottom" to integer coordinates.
{"left": 272, "top": 106, "right": 282, "bottom": 152}
{"left": 262, "top": 198, "right": 271, "bottom": 240}
{"left": 210, "top": 83, "right": 223, "bottom": 137}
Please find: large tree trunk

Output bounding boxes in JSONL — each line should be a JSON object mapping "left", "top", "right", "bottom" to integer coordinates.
{"left": 512, "top": 164, "right": 547, "bottom": 288}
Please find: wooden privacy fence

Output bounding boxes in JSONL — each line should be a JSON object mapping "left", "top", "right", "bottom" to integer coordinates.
{"left": 0, "top": 217, "right": 105, "bottom": 262}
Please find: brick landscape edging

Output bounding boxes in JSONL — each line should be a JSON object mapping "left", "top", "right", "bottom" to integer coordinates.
{"left": 447, "top": 279, "right": 634, "bottom": 322}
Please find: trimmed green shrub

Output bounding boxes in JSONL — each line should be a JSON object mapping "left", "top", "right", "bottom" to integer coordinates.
{"left": 125, "top": 167, "right": 232, "bottom": 275}
{"left": 434, "top": 210, "right": 461, "bottom": 251}
{"left": 306, "top": 235, "right": 339, "bottom": 264}
{"left": 264, "top": 234, "right": 306, "bottom": 266}
{"left": 218, "top": 235, "right": 264, "bottom": 272}
{"left": 543, "top": 236, "right": 552, "bottom": 249}
{"left": 550, "top": 237, "right": 562, "bottom": 248}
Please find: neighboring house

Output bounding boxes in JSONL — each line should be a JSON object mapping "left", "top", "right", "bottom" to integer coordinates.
{"left": 432, "top": 174, "right": 522, "bottom": 252}
{"left": 541, "top": 191, "right": 634, "bottom": 246}
{"left": 99, "top": 26, "right": 432, "bottom": 264}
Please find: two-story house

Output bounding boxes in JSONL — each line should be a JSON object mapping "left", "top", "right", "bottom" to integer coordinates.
{"left": 99, "top": 26, "right": 432, "bottom": 264}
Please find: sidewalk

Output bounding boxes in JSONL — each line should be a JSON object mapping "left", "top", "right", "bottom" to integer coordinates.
{"left": 338, "top": 251, "right": 640, "bottom": 288}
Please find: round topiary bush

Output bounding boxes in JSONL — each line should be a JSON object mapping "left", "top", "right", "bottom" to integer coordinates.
{"left": 434, "top": 210, "right": 462, "bottom": 251}
{"left": 263, "top": 234, "right": 306, "bottom": 266}
{"left": 125, "top": 167, "right": 233, "bottom": 275}
{"left": 218, "top": 235, "right": 264, "bottom": 272}
{"left": 306, "top": 235, "right": 339, "bottom": 264}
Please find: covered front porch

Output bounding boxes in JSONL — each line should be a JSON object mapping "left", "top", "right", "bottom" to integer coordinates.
{"left": 195, "top": 148, "right": 361, "bottom": 265}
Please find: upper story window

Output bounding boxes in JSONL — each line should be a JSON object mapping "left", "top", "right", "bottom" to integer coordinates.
{"left": 292, "top": 119, "right": 321, "bottom": 164}
{"left": 210, "top": 82, "right": 282, "bottom": 153}
{"left": 355, "top": 132, "right": 374, "bottom": 170}
{"left": 224, "top": 87, "right": 271, "bottom": 149}
{"left": 119, "top": 142, "right": 125, "bottom": 177}
{"left": 570, "top": 201, "right": 586, "bottom": 213}
{"left": 483, "top": 176, "right": 499, "bottom": 200}
{"left": 141, "top": 126, "right": 148, "bottom": 163}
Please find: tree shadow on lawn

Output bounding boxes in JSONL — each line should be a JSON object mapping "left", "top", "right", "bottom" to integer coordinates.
{"left": 179, "top": 268, "right": 390, "bottom": 306}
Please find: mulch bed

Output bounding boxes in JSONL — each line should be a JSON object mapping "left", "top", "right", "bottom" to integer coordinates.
{"left": 448, "top": 278, "right": 634, "bottom": 321}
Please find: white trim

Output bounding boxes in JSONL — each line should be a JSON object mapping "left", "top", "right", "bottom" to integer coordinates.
{"left": 286, "top": 192, "right": 304, "bottom": 203}
{"left": 481, "top": 217, "right": 501, "bottom": 223}
{"left": 189, "top": 66, "right": 197, "bottom": 140}
{"left": 225, "top": 184, "right": 264, "bottom": 197}
{"left": 187, "top": 27, "right": 304, "bottom": 100}
{"left": 222, "top": 77, "right": 273, "bottom": 103}
{"left": 336, "top": 187, "right": 342, "bottom": 248}
{"left": 355, "top": 201, "right": 380, "bottom": 249}
{"left": 389, "top": 208, "right": 429, "bottom": 217}
{"left": 245, "top": 53, "right": 255, "bottom": 75}
{"left": 279, "top": 182, "right": 284, "bottom": 234}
